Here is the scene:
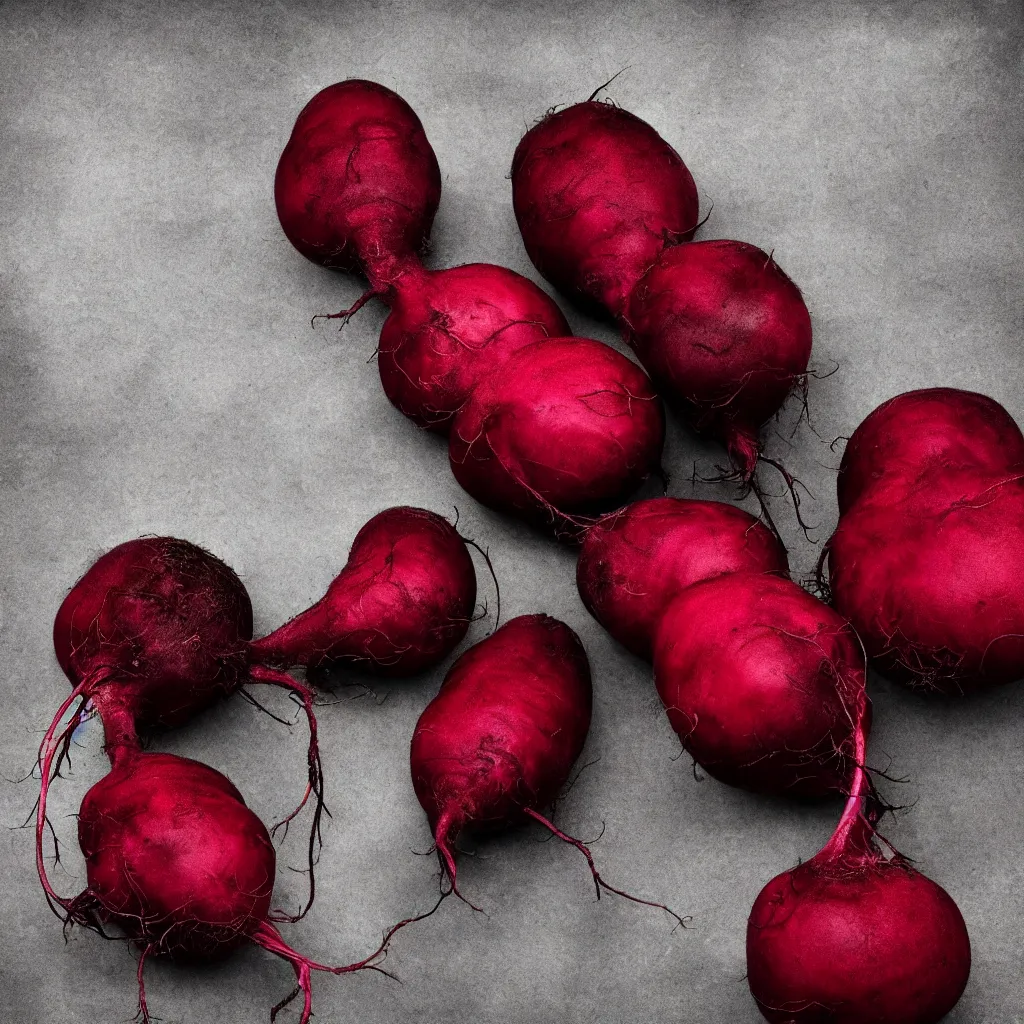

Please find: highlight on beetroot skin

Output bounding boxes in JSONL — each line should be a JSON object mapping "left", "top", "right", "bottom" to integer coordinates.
{"left": 746, "top": 719, "right": 971, "bottom": 1024}
{"left": 577, "top": 497, "right": 868, "bottom": 798}
{"left": 511, "top": 97, "right": 813, "bottom": 509}
{"left": 275, "top": 81, "right": 667, "bottom": 540}
{"left": 410, "top": 614, "right": 685, "bottom": 925}
{"left": 826, "top": 387, "right": 1024, "bottom": 695}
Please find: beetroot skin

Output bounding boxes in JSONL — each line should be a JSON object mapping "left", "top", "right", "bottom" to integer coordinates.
{"left": 625, "top": 240, "right": 812, "bottom": 480}
{"left": 747, "top": 734, "right": 971, "bottom": 1024}
{"left": 577, "top": 497, "right": 788, "bottom": 660}
{"left": 449, "top": 337, "right": 665, "bottom": 537}
{"left": 512, "top": 102, "right": 812, "bottom": 485}
{"left": 511, "top": 100, "right": 699, "bottom": 317}
{"left": 577, "top": 498, "right": 866, "bottom": 797}
{"left": 250, "top": 506, "right": 477, "bottom": 675}
{"left": 377, "top": 262, "right": 571, "bottom": 432}
{"left": 274, "top": 79, "right": 441, "bottom": 285}
{"left": 410, "top": 615, "right": 680, "bottom": 919}
{"left": 827, "top": 388, "right": 1024, "bottom": 693}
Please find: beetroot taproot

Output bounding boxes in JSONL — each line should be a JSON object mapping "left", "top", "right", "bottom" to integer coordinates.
{"left": 410, "top": 614, "right": 681, "bottom": 920}
{"left": 746, "top": 727, "right": 971, "bottom": 1023}
{"left": 274, "top": 79, "right": 440, "bottom": 287}
{"left": 827, "top": 387, "right": 1024, "bottom": 694}
{"left": 512, "top": 101, "right": 812, "bottom": 494}
{"left": 578, "top": 498, "right": 866, "bottom": 797}
{"left": 448, "top": 337, "right": 665, "bottom": 538}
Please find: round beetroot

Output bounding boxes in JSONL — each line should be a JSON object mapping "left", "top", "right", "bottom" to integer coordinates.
{"left": 274, "top": 79, "right": 441, "bottom": 286}
{"left": 828, "top": 388, "right": 1024, "bottom": 693}
{"left": 377, "top": 262, "right": 571, "bottom": 432}
{"left": 250, "top": 506, "right": 477, "bottom": 675}
{"left": 511, "top": 100, "right": 699, "bottom": 317}
{"left": 625, "top": 240, "right": 812, "bottom": 480}
{"left": 653, "top": 573, "right": 867, "bottom": 797}
{"left": 747, "top": 745, "right": 971, "bottom": 1024}
{"left": 53, "top": 536, "right": 253, "bottom": 731}
{"left": 448, "top": 337, "right": 665, "bottom": 538}
{"left": 577, "top": 497, "right": 788, "bottom": 660}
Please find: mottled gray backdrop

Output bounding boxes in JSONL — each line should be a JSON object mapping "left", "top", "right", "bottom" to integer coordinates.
{"left": 1, "top": 1, "right": 1021, "bottom": 1021}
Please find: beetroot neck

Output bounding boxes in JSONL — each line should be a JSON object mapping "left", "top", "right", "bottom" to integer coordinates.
{"left": 91, "top": 693, "right": 141, "bottom": 767}
{"left": 819, "top": 700, "right": 874, "bottom": 864}
{"left": 726, "top": 426, "right": 761, "bottom": 483}
{"left": 249, "top": 600, "right": 331, "bottom": 668}
{"left": 364, "top": 252, "right": 426, "bottom": 297}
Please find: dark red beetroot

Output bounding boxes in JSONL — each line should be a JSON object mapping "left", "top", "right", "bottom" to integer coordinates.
{"left": 377, "top": 262, "right": 570, "bottom": 432}
{"left": 274, "top": 79, "right": 440, "bottom": 287}
{"left": 577, "top": 498, "right": 865, "bottom": 797}
{"left": 35, "top": 725, "right": 417, "bottom": 1024}
{"left": 625, "top": 240, "right": 812, "bottom": 482}
{"left": 827, "top": 388, "right": 1024, "bottom": 694}
{"left": 510, "top": 100, "right": 699, "bottom": 318}
{"left": 654, "top": 573, "right": 867, "bottom": 796}
{"left": 746, "top": 730, "right": 971, "bottom": 1023}
{"left": 449, "top": 337, "right": 665, "bottom": 539}
{"left": 410, "top": 615, "right": 682, "bottom": 920}
{"left": 250, "top": 507, "right": 477, "bottom": 675}
{"left": 576, "top": 497, "right": 788, "bottom": 660}
{"left": 512, "top": 103, "right": 812, "bottom": 498}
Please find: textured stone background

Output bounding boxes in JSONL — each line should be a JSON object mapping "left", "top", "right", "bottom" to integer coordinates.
{"left": 1, "top": 1, "right": 1022, "bottom": 1021}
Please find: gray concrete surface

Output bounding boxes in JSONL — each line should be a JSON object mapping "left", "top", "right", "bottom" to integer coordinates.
{"left": 1, "top": 1, "right": 1022, "bottom": 1021}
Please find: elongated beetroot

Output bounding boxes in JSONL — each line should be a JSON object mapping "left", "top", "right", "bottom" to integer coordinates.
{"left": 274, "top": 79, "right": 441, "bottom": 286}
{"left": 449, "top": 337, "right": 665, "bottom": 538}
{"left": 377, "top": 262, "right": 570, "bottom": 432}
{"left": 510, "top": 100, "right": 699, "bottom": 317}
{"left": 577, "top": 497, "right": 788, "bottom": 659}
{"left": 625, "top": 240, "right": 812, "bottom": 481}
{"left": 827, "top": 388, "right": 1024, "bottom": 694}
{"left": 410, "top": 615, "right": 681, "bottom": 920}
{"left": 250, "top": 506, "right": 477, "bottom": 674}
{"left": 35, "top": 714, "right": 416, "bottom": 1024}
{"left": 512, "top": 102, "right": 812, "bottom": 491}
{"left": 577, "top": 498, "right": 865, "bottom": 797}
{"left": 746, "top": 729, "right": 971, "bottom": 1023}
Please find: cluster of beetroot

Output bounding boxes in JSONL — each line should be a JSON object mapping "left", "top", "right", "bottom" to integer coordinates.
{"left": 39, "top": 74, "right": 1023, "bottom": 1024}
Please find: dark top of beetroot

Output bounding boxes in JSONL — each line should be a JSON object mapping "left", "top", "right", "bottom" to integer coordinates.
{"left": 511, "top": 100, "right": 699, "bottom": 318}
{"left": 249, "top": 506, "right": 477, "bottom": 675}
{"left": 274, "top": 79, "right": 441, "bottom": 286}
{"left": 53, "top": 536, "right": 253, "bottom": 731}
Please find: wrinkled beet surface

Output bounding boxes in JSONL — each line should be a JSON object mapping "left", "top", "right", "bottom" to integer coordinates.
{"left": 53, "top": 537, "right": 253, "bottom": 730}
{"left": 449, "top": 337, "right": 665, "bottom": 537}
{"left": 411, "top": 615, "right": 591, "bottom": 838}
{"left": 577, "top": 497, "right": 787, "bottom": 660}
{"left": 78, "top": 751, "right": 274, "bottom": 960}
{"left": 654, "top": 573, "right": 866, "bottom": 796}
{"left": 378, "top": 262, "right": 570, "bottom": 432}
{"left": 511, "top": 101, "right": 699, "bottom": 317}
{"left": 250, "top": 507, "right": 476, "bottom": 675}
{"left": 828, "top": 387, "right": 1024, "bottom": 693}
{"left": 274, "top": 79, "right": 441, "bottom": 282}
{"left": 625, "top": 240, "right": 812, "bottom": 478}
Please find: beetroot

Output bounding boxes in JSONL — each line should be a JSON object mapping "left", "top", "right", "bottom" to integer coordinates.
{"left": 274, "top": 79, "right": 440, "bottom": 287}
{"left": 510, "top": 100, "right": 699, "bottom": 317}
{"left": 577, "top": 498, "right": 866, "bottom": 797}
{"left": 449, "top": 338, "right": 665, "bottom": 537}
{"left": 826, "top": 387, "right": 1024, "bottom": 694}
{"left": 377, "top": 262, "right": 571, "bottom": 432}
{"left": 277, "top": 82, "right": 665, "bottom": 538}
{"left": 577, "top": 497, "right": 787, "bottom": 660}
{"left": 410, "top": 614, "right": 681, "bottom": 920}
{"left": 250, "top": 506, "right": 477, "bottom": 674}
{"left": 746, "top": 732, "right": 971, "bottom": 1023}
{"left": 625, "top": 240, "right": 812, "bottom": 481}
{"left": 35, "top": 729, "right": 415, "bottom": 1024}
{"left": 512, "top": 102, "right": 812, "bottom": 491}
